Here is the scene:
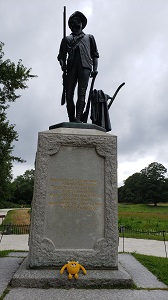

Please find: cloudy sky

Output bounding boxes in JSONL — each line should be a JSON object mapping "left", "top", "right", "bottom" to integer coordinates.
{"left": 1, "top": 0, "right": 168, "bottom": 186}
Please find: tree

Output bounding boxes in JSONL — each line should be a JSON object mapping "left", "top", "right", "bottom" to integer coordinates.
{"left": 162, "top": 178, "right": 168, "bottom": 203}
{"left": 141, "top": 162, "right": 167, "bottom": 181}
{"left": 0, "top": 42, "right": 36, "bottom": 202}
{"left": 118, "top": 172, "right": 146, "bottom": 203}
{"left": 118, "top": 162, "right": 168, "bottom": 205}
{"left": 141, "top": 162, "right": 167, "bottom": 206}
{"left": 10, "top": 169, "right": 35, "bottom": 205}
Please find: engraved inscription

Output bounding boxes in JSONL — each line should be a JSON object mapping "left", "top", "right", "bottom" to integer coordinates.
{"left": 48, "top": 178, "right": 103, "bottom": 211}
{"left": 44, "top": 146, "right": 105, "bottom": 249}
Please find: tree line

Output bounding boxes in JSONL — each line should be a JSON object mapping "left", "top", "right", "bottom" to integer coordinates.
{"left": 118, "top": 162, "right": 168, "bottom": 205}
{"left": 0, "top": 41, "right": 36, "bottom": 207}
{"left": 9, "top": 161, "right": 168, "bottom": 207}
{"left": 9, "top": 169, "right": 34, "bottom": 206}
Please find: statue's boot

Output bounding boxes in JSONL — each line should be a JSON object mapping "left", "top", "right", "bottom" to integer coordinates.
{"left": 67, "top": 102, "right": 75, "bottom": 122}
{"left": 76, "top": 101, "right": 85, "bottom": 123}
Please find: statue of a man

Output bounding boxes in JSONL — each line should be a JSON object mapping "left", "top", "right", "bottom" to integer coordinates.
{"left": 58, "top": 11, "right": 99, "bottom": 122}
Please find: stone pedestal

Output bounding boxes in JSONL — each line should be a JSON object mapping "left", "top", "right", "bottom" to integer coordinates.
{"left": 28, "top": 125, "right": 118, "bottom": 269}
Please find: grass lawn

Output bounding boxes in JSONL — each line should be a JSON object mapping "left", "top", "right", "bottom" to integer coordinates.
{"left": 0, "top": 250, "right": 11, "bottom": 257}
{"left": 132, "top": 253, "right": 168, "bottom": 286}
{"left": 1, "top": 204, "right": 168, "bottom": 240}
{"left": 2, "top": 209, "right": 30, "bottom": 225}
{"left": 119, "top": 203, "right": 168, "bottom": 241}
{"left": 0, "top": 250, "right": 28, "bottom": 257}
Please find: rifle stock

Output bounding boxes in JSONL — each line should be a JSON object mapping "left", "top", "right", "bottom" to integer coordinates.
{"left": 61, "top": 72, "right": 66, "bottom": 106}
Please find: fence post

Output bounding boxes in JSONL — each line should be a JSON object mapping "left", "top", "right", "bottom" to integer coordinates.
{"left": 1, "top": 224, "right": 30, "bottom": 235}
{"left": 162, "top": 231, "right": 167, "bottom": 258}
{"left": 119, "top": 225, "right": 125, "bottom": 252}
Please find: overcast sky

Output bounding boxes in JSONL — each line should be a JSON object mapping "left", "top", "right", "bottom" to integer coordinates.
{"left": 1, "top": 0, "right": 168, "bottom": 186}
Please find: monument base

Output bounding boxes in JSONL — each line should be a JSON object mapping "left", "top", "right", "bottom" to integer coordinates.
{"left": 29, "top": 126, "right": 118, "bottom": 269}
{"left": 12, "top": 257, "right": 134, "bottom": 289}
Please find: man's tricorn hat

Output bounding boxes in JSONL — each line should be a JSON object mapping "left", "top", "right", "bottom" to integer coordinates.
{"left": 68, "top": 11, "right": 87, "bottom": 29}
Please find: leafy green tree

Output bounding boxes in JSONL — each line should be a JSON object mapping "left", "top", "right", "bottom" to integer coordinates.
{"left": 118, "top": 172, "right": 146, "bottom": 203}
{"left": 141, "top": 162, "right": 167, "bottom": 182}
{"left": 0, "top": 41, "right": 36, "bottom": 202}
{"left": 10, "top": 169, "right": 35, "bottom": 205}
{"left": 141, "top": 162, "right": 167, "bottom": 206}
{"left": 162, "top": 178, "right": 168, "bottom": 203}
{"left": 118, "top": 162, "right": 168, "bottom": 205}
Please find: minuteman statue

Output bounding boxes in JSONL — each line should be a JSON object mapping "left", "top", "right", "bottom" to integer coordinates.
{"left": 58, "top": 11, "right": 99, "bottom": 123}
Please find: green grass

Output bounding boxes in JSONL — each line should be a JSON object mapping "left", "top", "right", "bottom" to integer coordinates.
{"left": 1, "top": 204, "right": 167, "bottom": 240}
{"left": 0, "top": 209, "right": 30, "bottom": 234}
{"left": 118, "top": 203, "right": 168, "bottom": 241}
{"left": 119, "top": 232, "right": 167, "bottom": 241}
{"left": 119, "top": 203, "right": 168, "bottom": 213}
{"left": 2, "top": 209, "right": 30, "bottom": 225}
{"left": 0, "top": 250, "right": 11, "bottom": 257}
{"left": 132, "top": 253, "right": 168, "bottom": 286}
{"left": 0, "top": 288, "right": 10, "bottom": 300}
{"left": 0, "top": 250, "right": 28, "bottom": 257}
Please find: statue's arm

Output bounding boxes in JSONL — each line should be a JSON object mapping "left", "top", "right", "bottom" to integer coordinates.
{"left": 93, "top": 57, "right": 98, "bottom": 72}
{"left": 90, "top": 35, "right": 99, "bottom": 76}
{"left": 57, "top": 38, "right": 66, "bottom": 71}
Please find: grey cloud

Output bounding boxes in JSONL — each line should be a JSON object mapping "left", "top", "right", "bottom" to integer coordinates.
{"left": 1, "top": 0, "right": 168, "bottom": 184}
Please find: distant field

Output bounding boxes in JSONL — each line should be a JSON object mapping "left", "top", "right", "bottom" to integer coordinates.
{"left": 119, "top": 203, "right": 168, "bottom": 213}
{"left": 1, "top": 204, "right": 168, "bottom": 241}
{"left": 118, "top": 203, "right": 168, "bottom": 240}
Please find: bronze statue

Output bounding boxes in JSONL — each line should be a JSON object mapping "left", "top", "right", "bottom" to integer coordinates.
{"left": 58, "top": 10, "right": 99, "bottom": 123}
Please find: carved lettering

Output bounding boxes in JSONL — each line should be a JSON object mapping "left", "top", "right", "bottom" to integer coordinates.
{"left": 48, "top": 177, "right": 103, "bottom": 211}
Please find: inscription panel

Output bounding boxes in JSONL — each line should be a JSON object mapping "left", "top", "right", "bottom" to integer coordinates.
{"left": 44, "top": 146, "right": 105, "bottom": 249}
{"left": 49, "top": 178, "right": 102, "bottom": 211}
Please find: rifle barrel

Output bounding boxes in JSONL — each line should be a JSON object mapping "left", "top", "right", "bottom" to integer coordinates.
{"left": 63, "top": 6, "right": 66, "bottom": 41}
{"left": 61, "top": 6, "right": 66, "bottom": 106}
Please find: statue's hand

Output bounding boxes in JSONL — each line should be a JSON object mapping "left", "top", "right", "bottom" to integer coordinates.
{"left": 90, "top": 70, "right": 98, "bottom": 78}
{"left": 61, "top": 65, "right": 67, "bottom": 72}
{"left": 59, "top": 59, "right": 66, "bottom": 72}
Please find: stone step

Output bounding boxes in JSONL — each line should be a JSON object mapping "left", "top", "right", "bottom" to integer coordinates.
{"left": 12, "top": 257, "right": 133, "bottom": 289}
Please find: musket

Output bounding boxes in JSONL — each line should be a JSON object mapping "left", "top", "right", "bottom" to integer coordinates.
{"left": 82, "top": 73, "right": 97, "bottom": 123}
{"left": 107, "top": 82, "right": 125, "bottom": 110}
{"left": 61, "top": 6, "right": 66, "bottom": 106}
